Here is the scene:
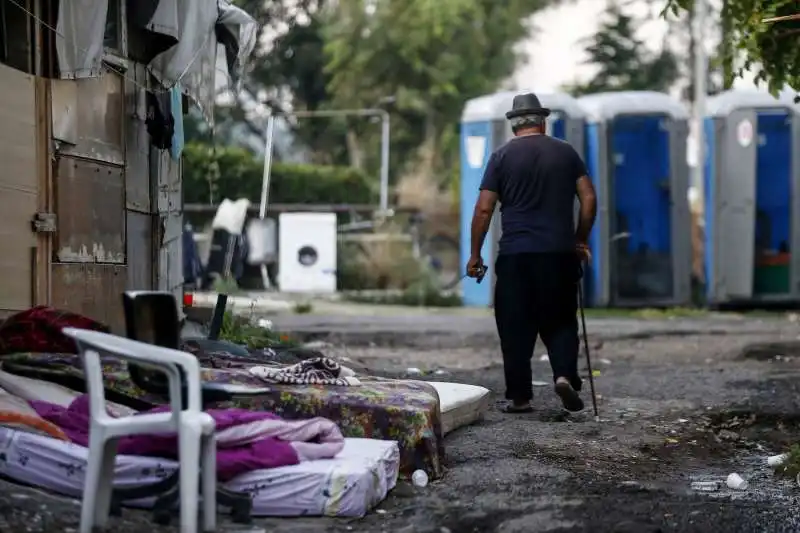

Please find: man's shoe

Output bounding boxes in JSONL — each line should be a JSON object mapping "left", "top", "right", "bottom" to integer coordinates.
{"left": 555, "top": 378, "right": 584, "bottom": 412}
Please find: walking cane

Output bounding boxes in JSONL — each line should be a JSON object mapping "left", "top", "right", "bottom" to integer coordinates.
{"left": 577, "top": 266, "right": 600, "bottom": 422}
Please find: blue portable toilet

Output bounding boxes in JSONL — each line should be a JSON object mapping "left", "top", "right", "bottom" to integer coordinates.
{"left": 703, "top": 89, "right": 800, "bottom": 306}
{"left": 577, "top": 91, "right": 692, "bottom": 308}
{"left": 460, "top": 90, "right": 586, "bottom": 307}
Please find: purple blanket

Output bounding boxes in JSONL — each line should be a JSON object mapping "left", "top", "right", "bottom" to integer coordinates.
{"left": 31, "top": 395, "right": 345, "bottom": 481}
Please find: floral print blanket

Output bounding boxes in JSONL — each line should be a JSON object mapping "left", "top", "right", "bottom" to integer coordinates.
{"left": 0, "top": 353, "right": 445, "bottom": 479}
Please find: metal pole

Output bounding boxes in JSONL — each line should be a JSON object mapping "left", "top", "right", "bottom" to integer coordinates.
{"left": 692, "top": 0, "right": 707, "bottom": 194}
{"left": 379, "top": 111, "right": 390, "bottom": 212}
{"left": 258, "top": 114, "right": 276, "bottom": 219}
{"left": 287, "top": 108, "right": 389, "bottom": 212}
{"left": 258, "top": 114, "right": 276, "bottom": 290}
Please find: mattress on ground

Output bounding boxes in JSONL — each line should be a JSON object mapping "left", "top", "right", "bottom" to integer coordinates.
{"left": 429, "top": 382, "right": 491, "bottom": 435}
{"left": 0, "top": 426, "right": 400, "bottom": 518}
{"left": 1, "top": 353, "right": 445, "bottom": 479}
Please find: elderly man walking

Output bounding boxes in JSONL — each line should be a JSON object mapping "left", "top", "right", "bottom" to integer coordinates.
{"left": 466, "top": 93, "right": 597, "bottom": 413}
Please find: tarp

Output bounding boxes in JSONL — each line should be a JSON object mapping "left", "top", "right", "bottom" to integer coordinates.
{"left": 56, "top": 0, "right": 259, "bottom": 124}
{"left": 216, "top": 0, "right": 259, "bottom": 93}
{"left": 55, "top": 0, "right": 107, "bottom": 79}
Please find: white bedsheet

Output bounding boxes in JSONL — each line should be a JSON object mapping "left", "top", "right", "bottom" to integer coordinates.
{"left": 0, "top": 426, "right": 399, "bottom": 517}
{"left": 429, "top": 382, "right": 491, "bottom": 435}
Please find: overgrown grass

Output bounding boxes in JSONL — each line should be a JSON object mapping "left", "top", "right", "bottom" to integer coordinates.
{"left": 218, "top": 311, "right": 295, "bottom": 349}
{"left": 293, "top": 302, "right": 314, "bottom": 314}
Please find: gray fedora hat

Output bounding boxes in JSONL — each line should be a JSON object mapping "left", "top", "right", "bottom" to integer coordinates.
{"left": 505, "top": 92, "right": 551, "bottom": 119}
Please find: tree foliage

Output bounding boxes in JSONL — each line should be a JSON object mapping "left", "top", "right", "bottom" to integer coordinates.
{"left": 322, "top": 0, "right": 554, "bottom": 176}
{"left": 664, "top": 0, "right": 800, "bottom": 95}
{"left": 182, "top": 142, "right": 375, "bottom": 205}
{"left": 568, "top": 3, "right": 679, "bottom": 95}
{"left": 218, "top": 0, "right": 556, "bottom": 182}
{"left": 185, "top": 0, "right": 561, "bottom": 204}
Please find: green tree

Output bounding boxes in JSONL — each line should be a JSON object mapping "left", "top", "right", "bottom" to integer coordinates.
{"left": 664, "top": 0, "right": 800, "bottom": 96}
{"left": 208, "top": 0, "right": 561, "bottom": 195}
{"left": 322, "top": 0, "right": 556, "bottom": 184}
{"left": 568, "top": 3, "right": 679, "bottom": 96}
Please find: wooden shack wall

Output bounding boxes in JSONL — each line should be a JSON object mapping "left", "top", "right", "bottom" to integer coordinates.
{"left": 0, "top": 1, "right": 183, "bottom": 329}
{"left": 48, "top": 65, "right": 181, "bottom": 332}
{"left": 0, "top": 64, "right": 39, "bottom": 315}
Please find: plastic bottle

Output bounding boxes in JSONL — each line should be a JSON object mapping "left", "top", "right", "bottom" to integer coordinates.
{"left": 411, "top": 469, "right": 429, "bottom": 488}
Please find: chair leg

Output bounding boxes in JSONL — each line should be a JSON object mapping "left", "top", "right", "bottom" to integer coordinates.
{"left": 81, "top": 432, "right": 117, "bottom": 533}
{"left": 178, "top": 420, "right": 202, "bottom": 533}
{"left": 201, "top": 432, "right": 217, "bottom": 532}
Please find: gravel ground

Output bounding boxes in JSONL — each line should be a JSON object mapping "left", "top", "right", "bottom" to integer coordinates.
{"left": 2, "top": 313, "right": 800, "bottom": 532}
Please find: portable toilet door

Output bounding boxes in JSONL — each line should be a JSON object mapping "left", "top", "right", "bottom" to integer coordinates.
{"left": 703, "top": 89, "right": 800, "bottom": 306}
{"left": 460, "top": 90, "right": 587, "bottom": 307}
{"left": 577, "top": 91, "right": 692, "bottom": 308}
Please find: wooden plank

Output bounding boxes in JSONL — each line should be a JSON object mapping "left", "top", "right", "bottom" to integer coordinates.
{"left": 54, "top": 156, "right": 126, "bottom": 263}
{"left": 154, "top": 149, "right": 183, "bottom": 302}
{"left": 158, "top": 231, "right": 184, "bottom": 305}
{"left": 50, "top": 73, "right": 125, "bottom": 165}
{"left": 126, "top": 210, "right": 154, "bottom": 290}
{"left": 51, "top": 263, "right": 127, "bottom": 333}
{"left": 35, "top": 76, "right": 53, "bottom": 306}
{"left": 0, "top": 64, "right": 37, "bottom": 312}
{"left": 154, "top": 149, "right": 181, "bottom": 214}
{"left": 125, "top": 65, "right": 150, "bottom": 213}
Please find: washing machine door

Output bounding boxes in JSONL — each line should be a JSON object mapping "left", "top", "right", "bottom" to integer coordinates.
{"left": 278, "top": 212, "right": 337, "bottom": 293}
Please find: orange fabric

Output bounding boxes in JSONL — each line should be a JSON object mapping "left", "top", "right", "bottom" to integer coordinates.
{"left": 0, "top": 410, "right": 69, "bottom": 441}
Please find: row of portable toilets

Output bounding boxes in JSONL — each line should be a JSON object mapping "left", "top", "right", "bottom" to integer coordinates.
{"left": 459, "top": 89, "right": 800, "bottom": 308}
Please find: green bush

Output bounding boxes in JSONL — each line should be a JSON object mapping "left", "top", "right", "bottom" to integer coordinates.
{"left": 183, "top": 142, "right": 376, "bottom": 205}
{"left": 218, "top": 311, "right": 296, "bottom": 349}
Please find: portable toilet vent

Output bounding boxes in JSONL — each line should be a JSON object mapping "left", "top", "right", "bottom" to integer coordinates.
{"left": 459, "top": 90, "right": 587, "bottom": 307}
{"left": 703, "top": 89, "right": 800, "bottom": 306}
{"left": 577, "top": 91, "right": 692, "bottom": 308}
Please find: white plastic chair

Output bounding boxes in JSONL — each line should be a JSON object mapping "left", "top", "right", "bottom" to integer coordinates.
{"left": 62, "top": 327, "right": 218, "bottom": 533}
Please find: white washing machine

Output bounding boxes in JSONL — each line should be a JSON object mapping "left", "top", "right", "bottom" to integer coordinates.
{"left": 278, "top": 212, "right": 337, "bottom": 293}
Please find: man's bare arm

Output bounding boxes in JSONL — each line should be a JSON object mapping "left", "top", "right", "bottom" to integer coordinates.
{"left": 575, "top": 175, "right": 597, "bottom": 244}
{"left": 470, "top": 190, "right": 499, "bottom": 258}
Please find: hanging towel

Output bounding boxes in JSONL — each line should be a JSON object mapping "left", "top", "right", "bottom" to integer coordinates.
{"left": 170, "top": 83, "right": 185, "bottom": 160}
{"left": 249, "top": 357, "right": 361, "bottom": 386}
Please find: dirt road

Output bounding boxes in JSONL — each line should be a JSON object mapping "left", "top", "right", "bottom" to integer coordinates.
{"left": 2, "top": 312, "right": 800, "bottom": 532}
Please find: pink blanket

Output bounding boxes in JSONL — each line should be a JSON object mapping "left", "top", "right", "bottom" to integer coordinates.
{"left": 31, "top": 394, "right": 345, "bottom": 480}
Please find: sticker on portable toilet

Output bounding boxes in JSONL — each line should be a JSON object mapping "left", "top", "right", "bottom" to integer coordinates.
{"left": 736, "top": 119, "right": 753, "bottom": 148}
{"left": 465, "top": 136, "right": 487, "bottom": 169}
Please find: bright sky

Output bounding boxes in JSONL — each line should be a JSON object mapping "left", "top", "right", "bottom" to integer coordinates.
{"left": 513, "top": 0, "right": 758, "bottom": 94}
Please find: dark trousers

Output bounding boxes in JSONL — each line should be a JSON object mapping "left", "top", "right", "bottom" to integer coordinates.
{"left": 494, "top": 252, "right": 581, "bottom": 403}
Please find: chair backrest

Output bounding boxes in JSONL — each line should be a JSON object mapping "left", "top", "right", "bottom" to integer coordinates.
{"left": 123, "top": 291, "right": 181, "bottom": 349}
{"left": 122, "top": 291, "right": 182, "bottom": 395}
{"left": 63, "top": 327, "right": 199, "bottom": 417}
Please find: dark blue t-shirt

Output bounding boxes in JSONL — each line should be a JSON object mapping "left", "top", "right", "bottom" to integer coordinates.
{"left": 480, "top": 134, "right": 588, "bottom": 254}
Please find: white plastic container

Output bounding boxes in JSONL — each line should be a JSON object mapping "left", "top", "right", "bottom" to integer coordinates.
{"left": 411, "top": 469, "right": 429, "bottom": 488}
{"left": 767, "top": 453, "right": 789, "bottom": 467}
{"left": 726, "top": 473, "right": 748, "bottom": 490}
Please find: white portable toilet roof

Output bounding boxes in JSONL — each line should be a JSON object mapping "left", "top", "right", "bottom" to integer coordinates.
{"left": 461, "top": 90, "right": 586, "bottom": 123}
{"left": 705, "top": 88, "right": 800, "bottom": 117}
{"left": 577, "top": 91, "right": 689, "bottom": 123}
